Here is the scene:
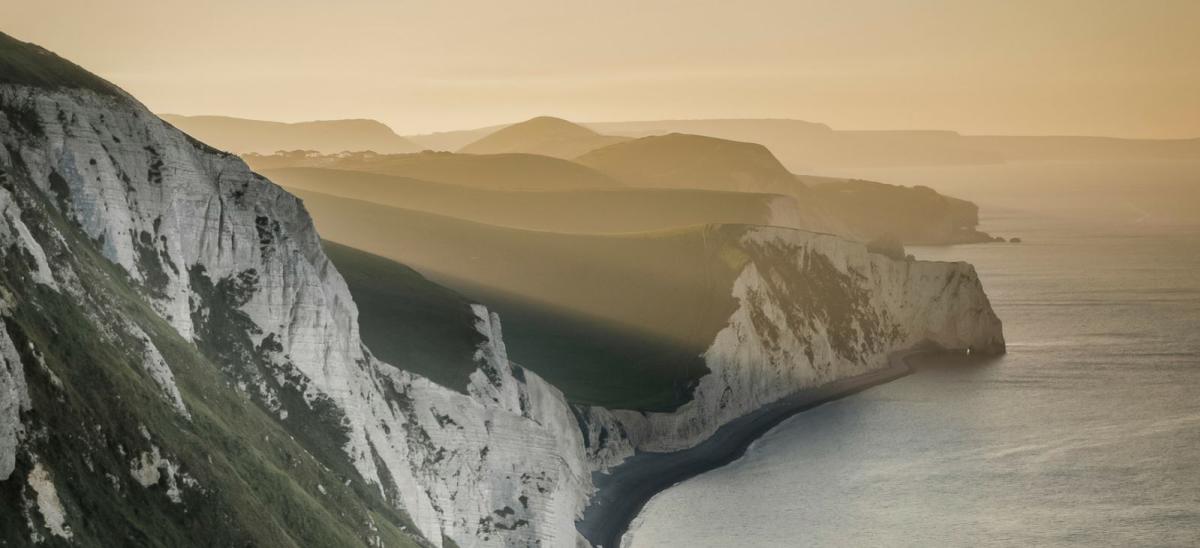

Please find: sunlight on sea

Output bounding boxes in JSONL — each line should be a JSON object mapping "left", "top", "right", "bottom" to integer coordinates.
{"left": 626, "top": 163, "right": 1200, "bottom": 547}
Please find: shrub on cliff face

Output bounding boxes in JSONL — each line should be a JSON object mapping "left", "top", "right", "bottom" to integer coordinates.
{"left": 866, "top": 235, "right": 906, "bottom": 261}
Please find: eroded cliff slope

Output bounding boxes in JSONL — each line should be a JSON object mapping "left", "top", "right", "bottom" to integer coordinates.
{"left": 0, "top": 35, "right": 598, "bottom": 546}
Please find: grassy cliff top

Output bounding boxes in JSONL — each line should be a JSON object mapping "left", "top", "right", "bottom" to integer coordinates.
{"left": 0, "top": 31, "right": 124, "bottom": 97}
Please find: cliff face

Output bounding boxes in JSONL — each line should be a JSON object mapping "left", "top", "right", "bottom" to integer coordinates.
{"left": 0, "top": 82, "right": 594, "bottom": 546}
{"left": 0, "top": 45, "right": 1003, "bottom": 547}
{"left": 604, "top": 227, "right": 1004, "bottom": 452}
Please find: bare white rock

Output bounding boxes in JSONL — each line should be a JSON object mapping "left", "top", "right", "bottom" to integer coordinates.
{"left": 0, "top": 312, "right": 31, "bottom": 481}
{"left": 28, "top": 461, "right": 73, "bottom": 541}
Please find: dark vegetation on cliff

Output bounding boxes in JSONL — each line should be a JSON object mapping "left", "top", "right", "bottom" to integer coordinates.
{"left": 0, "top": 32, "right": 123, "bottom": 98}
{"left": 0, "top": 157, "right": 423, "bottom": 547}
{"left": 0, "top": 32, "right": 429, "bottom": 544}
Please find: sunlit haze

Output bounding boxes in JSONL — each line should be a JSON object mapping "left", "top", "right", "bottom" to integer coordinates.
{"left": 5, "top": 0, "right": 1199, "bottom": 136}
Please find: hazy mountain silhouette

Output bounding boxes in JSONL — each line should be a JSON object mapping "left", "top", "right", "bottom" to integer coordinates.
{"left": 458, "top": 116, "right": 629, "bottom": 158}
{"left": 243, "top": 150, "right": 620, "bottom": 191}
{"left": 264, "top": 167, "right": 784, "bottom": 234}
{"left": 407, "top": 125, "right": 501, "bottom": 152}
{"left": 959, "top": 135, "right": 1200, "bottom": 162}
{"left": 160, "top": 114, "right": 421, "bottom": 154}
{"left": 800, "top": 176, "right": 992, "bottom": 245}
{"left": 251, "top": 133, "right": 995, "bottom": 244}
{"left": 588, "top": 118, "right": 832, "bottom": 141}
{"left": 572, "top": 133, "right": 992, "bottom": 244}
{"left": 583, "top": 120, "right": 997, "bottom": 169}
{"left": 175, "top": 113, "right": 1200, "bottom": 169}
{"left": 587, "top": 120, "right": 1200, "bottom": 169}
{"left": 577, "top": 133, "right": 802, "bottom": 195}
{"left": 410, "top": 117, "right": 1200, "bottom": 170}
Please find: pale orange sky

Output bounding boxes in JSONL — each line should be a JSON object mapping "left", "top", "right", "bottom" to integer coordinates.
{"left": 5, "top": 0, "right": 1199, "bottom": 137}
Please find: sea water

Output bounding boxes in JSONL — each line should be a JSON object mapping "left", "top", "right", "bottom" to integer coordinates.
{"left": 625, "top": 162, "right": 1200, "bottom": 547}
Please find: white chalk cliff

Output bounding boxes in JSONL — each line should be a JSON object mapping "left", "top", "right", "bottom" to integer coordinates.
{"left": 0, "top": 58, "right": 1003, "bottom": 547}
{"left": 605, "top": 227, "right": 1003, "bottom": 453}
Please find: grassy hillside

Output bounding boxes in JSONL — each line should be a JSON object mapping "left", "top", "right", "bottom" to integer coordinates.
{"left": 572, "top": 134, "right": 992, "bottom": 244}
{"left": 161, "top": 115, "right": 421, "bottom": 155}
{"left": 576, "top": 133, "right": 804, "bottom": 195}
{"left": 801, "top": 176, "right": 992, "bottom": 244}
{"left": 264, "top": 167, "right": 780, "bottom": 234}
{"left": 0, "top": 31, "right": 123, "bottom": 98}
{"left": 459, "top": 116, "right": 629, "bottom": 159}
{"left": 245, "top": 150, "right": 621, "bottom": 191}
{"left": 323, "top": 242, "right": 483, "bottom": 393}
{"left": 293, "top": 190, "right": 747, "bottom": 411}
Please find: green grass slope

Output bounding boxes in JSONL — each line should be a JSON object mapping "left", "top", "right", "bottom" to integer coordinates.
{"left": 293, "top": 190, "right": 748, "bottom": 411}
{"left": 323, "top": 241, "right": 483, "bottom": 393}
{"left": 0, "top": 31, "right": 124, "bottom": 98}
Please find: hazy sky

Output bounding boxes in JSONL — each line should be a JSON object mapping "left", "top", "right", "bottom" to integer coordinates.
{"left": 5, "top": 0, "right": 1199, "bottom": 137}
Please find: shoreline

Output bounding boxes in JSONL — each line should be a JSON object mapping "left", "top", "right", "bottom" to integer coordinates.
{"left": 575, "top": 351, "right": 927, "bottom": 548}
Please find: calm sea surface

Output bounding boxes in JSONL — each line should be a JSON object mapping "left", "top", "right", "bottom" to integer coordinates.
{"left": 625, "top": 162, "right": 1200, "bottom": 547}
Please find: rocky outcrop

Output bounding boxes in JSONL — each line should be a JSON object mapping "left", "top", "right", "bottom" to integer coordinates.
{"left": 0, "top": 317, "right": 31, "bottom": 481}
{"left": 605, "top": 227, "right": 1003, "bottom": 452}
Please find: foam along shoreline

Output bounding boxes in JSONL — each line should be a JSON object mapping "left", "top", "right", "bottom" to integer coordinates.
{"left": 577, "top": 349, "right": 943, "bottom": 548}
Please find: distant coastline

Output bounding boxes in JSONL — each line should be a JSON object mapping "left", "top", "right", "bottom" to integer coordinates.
{"left": 577, "top": 350, "right": 935, "bottom": 547}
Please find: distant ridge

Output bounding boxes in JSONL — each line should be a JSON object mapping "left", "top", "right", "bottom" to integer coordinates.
{"left": 260, "top": 166, "right": 785, "bottom": 234}
{"left": 587, "top": 118, "right": 834, "bottom": 139}
{"left": 243, "top": 150, "right": 622, "bottom": 191}
{"left": 577, "top": 132, "right": 800, "bottom": 194}
{"left": 412, "top": 117, "right": 1200, "bottom": 170}
{"left": 587, "top": 119, "right": 1200, "bottom": 169}
{"left": 459, "top": 116, "right": 629, "bottom": 158}
{"left": 160, "top": 114, "right": 421, "bottom": 154}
